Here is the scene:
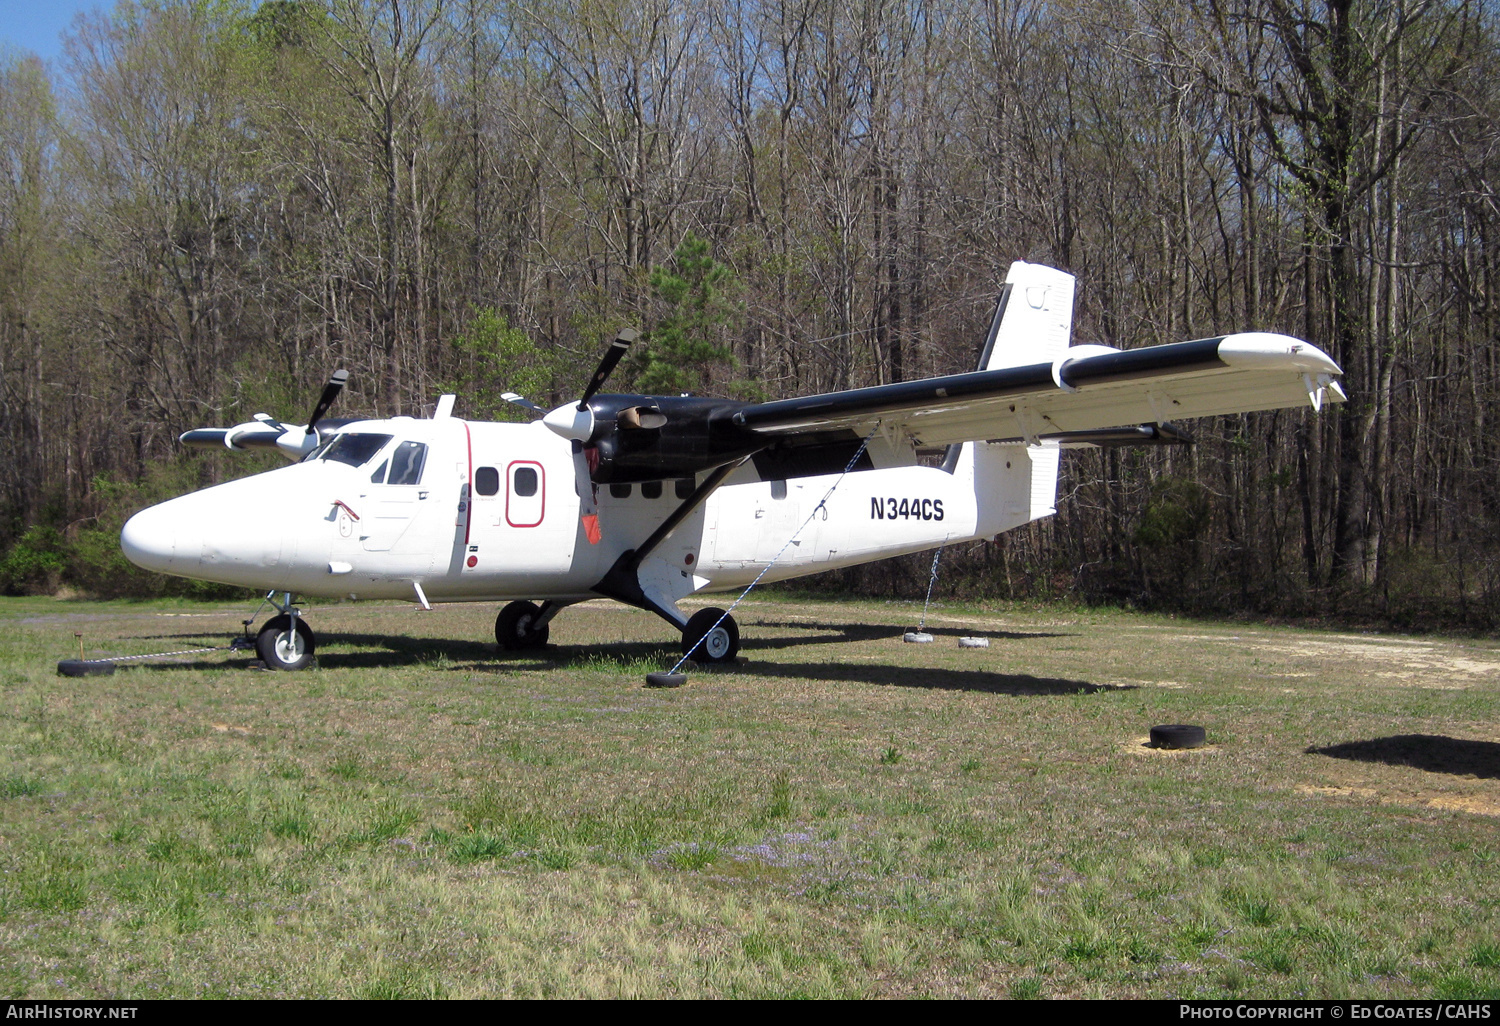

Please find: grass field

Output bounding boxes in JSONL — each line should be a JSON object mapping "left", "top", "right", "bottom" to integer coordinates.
{"left": 1, "top": 592, "right": 1497, "bottom": 999}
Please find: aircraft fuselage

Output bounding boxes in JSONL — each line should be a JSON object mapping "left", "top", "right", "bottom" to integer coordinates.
{"left": 121, "top": 414, "right": 1046, "bottom": 605}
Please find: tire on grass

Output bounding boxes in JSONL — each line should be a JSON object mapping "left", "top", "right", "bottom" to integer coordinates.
{"left": 57, "top": 659, "right": 116, "bottom": 677}
{"left": 1150, "top": 724, "right": 1207, "bottom": 749}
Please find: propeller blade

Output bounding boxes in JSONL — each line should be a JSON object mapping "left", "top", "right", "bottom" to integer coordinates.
{"left": 253, "top": 412, "right": 286, "bottom": 432}
{"left": 307, "top": 369, "right": 349, "bottom": 431}
{"left": 577, "top": 328, "right": 638, "bottom": 410}
{"left": 501, "top": 392, "right": 545, "bottom": 413}
{"left": 573, "top": 441, "right": 602, "bottom": 545}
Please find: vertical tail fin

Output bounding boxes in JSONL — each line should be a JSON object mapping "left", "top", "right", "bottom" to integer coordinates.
{"left": 947, "top": 262, "right": 1075, "bottom": 533}
{"left": 981, "top": 261, "right": 1076, "bottom": 371}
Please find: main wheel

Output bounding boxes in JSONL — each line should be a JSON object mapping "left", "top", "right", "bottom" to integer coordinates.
{"left": 495, "top": 601, "right": 550, "bottom": 650}
{"left": 681, "top": 607, "right": 739, "bottom": 664}
{"left": 256, "top": 615, "right": 316, "bottom": 671}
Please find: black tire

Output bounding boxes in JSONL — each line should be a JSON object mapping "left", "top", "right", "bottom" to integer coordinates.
{"left": 57, "top": 659, "right": 115, "bottom": 677}
{"left": 1150, "top": 724, "right": 1207, "bottom": 749}
{"left": 681, "top": 607, "right": 739, "bottom": 664}
{"left": 495, "top": 601, "right": 549, "bottom": 650}
{"left": 256, "top": 615, "right": 316, "bottom": 671}
{"left": 645, "top": 672, "right": 688, "bottom": 688}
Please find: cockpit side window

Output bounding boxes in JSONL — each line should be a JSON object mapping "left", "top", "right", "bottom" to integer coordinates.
{"left": 387, "top": 441, "right": 428, "bottom": 485}
{"left": 314, "top": 433, "right": 393, "bottom": 468}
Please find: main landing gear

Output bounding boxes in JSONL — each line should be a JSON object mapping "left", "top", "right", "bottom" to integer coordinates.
{"left": 680, "top": 607, "right": 739, "bottom": 665}
{"left": 253, "top": 593, "right": 316, "bottom": 670}
{"left": 495, "top": 600, "right": 557, "bottom": 650}
{"left": 496, "top": 600, "right": 740, "bottom": 664}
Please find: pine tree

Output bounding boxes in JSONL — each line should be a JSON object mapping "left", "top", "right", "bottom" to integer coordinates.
{"left": 635, "top": 233, "right": 736, "bottom": 395}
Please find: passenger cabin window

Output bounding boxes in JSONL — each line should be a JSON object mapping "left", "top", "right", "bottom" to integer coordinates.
{"left": 770, "top": 480, "right": 788, "bottom": 500}
{"left": 675, "top": 479, "right": 695, "bottom": 499}
{"left": 387, "top": 441, "right": 428, "bottom": 485}
{"left": 641, "top": 481, "right": 662, "bottom": 499}
{"left": 475, "top": 466, "right": 500, "bottom": 496}
{"left": 609, "top": 483, "right": 632, "bottom": 498}
{"left": 514, "top": 466, "right": 538, "bottom": 497}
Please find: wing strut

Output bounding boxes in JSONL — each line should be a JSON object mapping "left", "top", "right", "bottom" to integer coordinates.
{"left": 591, "top": 457, "right": 752, "bottom": 627}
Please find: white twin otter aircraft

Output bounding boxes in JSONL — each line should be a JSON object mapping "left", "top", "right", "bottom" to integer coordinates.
{"left": 122, "top": 262, "right": 1344, "bottom": 670}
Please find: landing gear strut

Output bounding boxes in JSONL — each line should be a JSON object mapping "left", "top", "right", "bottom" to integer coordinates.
{"left": 256, "top": 593, "right": 316, "bottom": 670}
{"left": 681, "top": 607, "right": 739, "bottom": 664}
{"left": 495, "top": 600, "right": 552, "bottom": 650}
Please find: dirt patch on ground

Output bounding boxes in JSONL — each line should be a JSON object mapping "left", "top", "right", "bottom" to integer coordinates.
{"left": 1426, "top": 794, "right": 1500, "bottom": 816}
{"left": 1283, "top": 639, "right": 1499, "bottom": 678}
{"left": 1296, "top": 783, "right": 1500, "bottom": 818}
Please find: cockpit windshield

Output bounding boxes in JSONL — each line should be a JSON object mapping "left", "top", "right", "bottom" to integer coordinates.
{"left": 304, "top": 432, "right": 393, "bottom": 467}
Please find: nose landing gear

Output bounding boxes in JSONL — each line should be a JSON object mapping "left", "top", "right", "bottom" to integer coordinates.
{"left": 253, "top": 592, "right": 317, "bottom": 670}
{"left": 257, "top": 614, "right": 316, "bottom": 670}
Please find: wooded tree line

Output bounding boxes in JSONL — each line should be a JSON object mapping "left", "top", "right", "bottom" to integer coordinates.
{"left": 0, "top": 0, "right": 1496, "bottom": 626}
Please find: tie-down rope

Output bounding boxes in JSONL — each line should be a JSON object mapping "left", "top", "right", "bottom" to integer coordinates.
{"left": 665, "top": 424, "right": 882, "bottom": 675}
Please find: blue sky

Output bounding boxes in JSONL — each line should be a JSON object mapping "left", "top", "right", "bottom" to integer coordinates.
{"left": 0, "top": 1, "right": 107, "bottom": 64}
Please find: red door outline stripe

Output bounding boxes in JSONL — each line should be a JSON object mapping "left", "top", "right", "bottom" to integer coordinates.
{"left": 505, "top": 460, "right": 545, "bottom": 527}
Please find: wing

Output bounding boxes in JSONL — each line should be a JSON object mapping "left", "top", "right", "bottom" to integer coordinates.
{"left": 732, "top": 333, "right": 1343, "bottom": 447}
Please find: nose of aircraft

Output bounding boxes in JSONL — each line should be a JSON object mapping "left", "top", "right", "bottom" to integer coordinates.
{"left": 121, "top": 501, "right": 202, "bottom": 575}
{"left": 121, "top": 464, "right": 337, "bottom": 586}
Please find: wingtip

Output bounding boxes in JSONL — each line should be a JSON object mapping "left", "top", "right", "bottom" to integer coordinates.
{"left": 1218, "top": 333, "right": 1342, "bottom": 376}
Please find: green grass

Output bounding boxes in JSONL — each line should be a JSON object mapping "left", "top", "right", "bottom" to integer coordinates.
{"left": 0, "top": 594, "right": 1497, "bottom": 997}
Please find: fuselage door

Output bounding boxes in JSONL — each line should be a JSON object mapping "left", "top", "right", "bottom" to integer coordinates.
{"left": 465, "top": 424, "right": 577, "bottom": 579}
{"left": 506, "top": 461, "right": 545, "bottom": 527}
{"left": 362, "top": 440, "right": 429, "bottom": 551}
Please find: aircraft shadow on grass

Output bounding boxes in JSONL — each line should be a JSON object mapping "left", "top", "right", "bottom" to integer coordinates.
{"left": 1308, "top": 735, "right": 1500, "bottom": 780}
{"left": 120, "top": 626, "right": 1112, "bottom": 695}
{"left": 742, "top": 661, "right": 1125, "bottom": 696}
{"left": 749, "top": 620, "right": 1074, "bottom": 645}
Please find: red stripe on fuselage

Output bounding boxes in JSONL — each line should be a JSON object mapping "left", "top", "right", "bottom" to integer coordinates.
{"left": 462, "top": 419, "right": 474, "bottom": 547}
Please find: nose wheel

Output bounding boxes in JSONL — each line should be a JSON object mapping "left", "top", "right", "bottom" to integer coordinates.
{"left": 256, "top": 614, "right": 316, "bottom": 671}
{"left": 681, "top": 607, "right": 739, "bottom": 664}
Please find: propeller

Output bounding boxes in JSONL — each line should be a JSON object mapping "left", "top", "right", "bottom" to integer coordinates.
{"left": 541, "top": 328, "right": 639, "bottom": 443}
{"left": 307, "top": 369, "right": 349, "bottom": 432}
{"left": 503, "top": 328, "right": 640, "bottom": 545}
{"left": 492, "top": 329, "right": 645, "bottom": 545}
{"left": 500, "top": 392, "right": 544, "bottom": 414}
{"left": 578, "top": 328, "right": 637, "bottom": 408}
{"left": 180, "top": 368, "right": 349, "bottom": 461}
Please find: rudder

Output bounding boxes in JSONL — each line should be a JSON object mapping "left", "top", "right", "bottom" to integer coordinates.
{"left": 980, "top": 261, "right": 1076, "bottom": 372}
